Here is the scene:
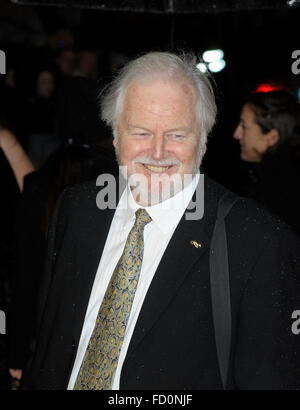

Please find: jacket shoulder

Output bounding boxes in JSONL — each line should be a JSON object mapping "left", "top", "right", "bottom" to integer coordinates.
{"left": 205, "top": 174, "right": 299, "bottom": 257}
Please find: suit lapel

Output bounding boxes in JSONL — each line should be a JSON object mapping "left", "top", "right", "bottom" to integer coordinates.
{"left": 126, "top": 175, "right": 221, "bottom": 357}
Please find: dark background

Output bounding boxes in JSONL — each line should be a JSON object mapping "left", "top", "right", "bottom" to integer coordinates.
{"left": 0, "top": 0, "right": 299, "bottom": 388}
{"left": 1, "top": 0, "right": 299, "bottom": 188}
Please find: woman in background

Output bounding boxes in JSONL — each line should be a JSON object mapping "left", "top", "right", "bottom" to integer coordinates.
{"left": 233, "top": 90, "right": 300, "bottom": 237}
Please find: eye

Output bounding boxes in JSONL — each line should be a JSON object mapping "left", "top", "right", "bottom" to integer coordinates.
{"left": 132, "top": 132, "right": 150, "bottom": 137}
{"left": 167, "top": 133, "right": 186, "bottom": 140}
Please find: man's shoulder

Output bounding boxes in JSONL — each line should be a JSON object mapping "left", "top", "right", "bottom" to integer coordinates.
{"left": 63, "top": 178, "right": 99, "bottom": 200}
{"left": 204, "top": 176, "right": 300, "bottom": 288}
{"left": 58, "top": 178, "right": 102, "bottom": 213}
{"left": 230, "top": 196, "right": 285, "bottom": 233}
{"left": 205, "top": 174, "right": 298, "bottom": 246}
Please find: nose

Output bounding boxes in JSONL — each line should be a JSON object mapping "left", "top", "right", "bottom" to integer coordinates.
{"left": 151, "top": 135, "right": 166, "bottom": 161}
{"left": 233, "top": 124, "right": 242, "bottom": 140}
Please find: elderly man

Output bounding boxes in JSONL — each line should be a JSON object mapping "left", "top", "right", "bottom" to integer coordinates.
{"left": 24, "top": 52, "right": 300, "bottom": 390}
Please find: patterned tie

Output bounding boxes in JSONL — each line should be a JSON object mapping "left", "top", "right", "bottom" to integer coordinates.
{"left": 73, "top": 208, "right": 152, "bottom": 390}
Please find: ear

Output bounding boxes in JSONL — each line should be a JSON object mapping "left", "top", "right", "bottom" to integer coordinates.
{"left": 112, "top": 130, "right": 118, "bottom": 148}
{"left": 266, "top": 128, "right": 279, "bottom": 148}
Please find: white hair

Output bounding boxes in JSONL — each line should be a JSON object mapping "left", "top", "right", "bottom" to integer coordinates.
{"left": 100, "top": 51, "right": 217, "bottom": 148}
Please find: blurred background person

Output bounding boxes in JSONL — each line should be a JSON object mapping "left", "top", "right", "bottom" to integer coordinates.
{"left": 0, "top": 126, "right": 35, "bottom": 192}
{"left": 73, "top": 48, "right": 98, "bottom": 80}
{"left": 233, "top": 90, "right": 300, "bottom": 237}
{"left": 27, "top": 68, "right": 60, "bottom": 168}
{"left": 7, "top": 143, "right": 113, "bottom": 388}
{"left": 6, "top": 76, "right": 118, "bottom": 389}
{"left": 53, "top": 47, "right": 76, "bottom": 84}
{"left": 55, "top": 75, "right": 112, "bottom": 149}
{"left": 0, "top": 126, "right": 35, "bottom": 389}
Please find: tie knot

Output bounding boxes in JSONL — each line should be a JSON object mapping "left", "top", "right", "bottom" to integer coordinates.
{"left": 135, "top": 208, "right": 152, "bottom": 227}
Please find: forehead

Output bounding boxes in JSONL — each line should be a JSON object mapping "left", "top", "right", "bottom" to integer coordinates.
{"left": 241, "top": 104, "right": 256, "bottom": 122}
{"left": 122, "top": 79, "right": 196, "bottom": 121}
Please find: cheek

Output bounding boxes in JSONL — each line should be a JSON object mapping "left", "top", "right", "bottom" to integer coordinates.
{"left": 119, "top": 139, "right": 148, "bottom": 161}
{"left": 179, "top": 141, "right": 200, "bottom": 163}
{"left": 168, "top": 144, "right": 199, "bottom": 170}
{"left": 247, "top": 134, "right": 262, "bottom": 151}
{"left": 243, "top": 126, "right": 264, "bottom": 148}
{"left": 243, "top": 133, "right": 255, "bottom": 149}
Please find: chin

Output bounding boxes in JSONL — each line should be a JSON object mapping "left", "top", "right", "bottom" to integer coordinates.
{"left": 241, "top": 152, "right": 251, "bottom": 162}
{"left": 241, "top": 152, "right": 261, "bottom": 163}
{"left": 129, "top": 176, "right": 179, "bottom": 206}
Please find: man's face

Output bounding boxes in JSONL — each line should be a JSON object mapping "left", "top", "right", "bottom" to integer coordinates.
{"left": 114, "top": 78, "right": 202, "bottom": 205}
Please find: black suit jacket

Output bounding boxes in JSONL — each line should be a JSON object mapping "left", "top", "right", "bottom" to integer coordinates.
{"left": 23, "top": 175, "right": 300, "bottom": 389}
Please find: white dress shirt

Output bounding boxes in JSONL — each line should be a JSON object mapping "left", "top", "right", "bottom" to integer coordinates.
{"left": 68, "top": 173, "right": 200, "bottom": 390}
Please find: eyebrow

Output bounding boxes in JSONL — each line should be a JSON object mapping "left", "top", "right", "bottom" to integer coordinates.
{"left": 128, "top": 125, "right": 190, "bottom": 133}
{"left": 127, "top": 125, "right": 152, "bottom": 133}
{"left": 164, "top": 128, "right": 190, "bottom": 133}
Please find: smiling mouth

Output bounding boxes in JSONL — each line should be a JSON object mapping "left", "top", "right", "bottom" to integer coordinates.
{"left": 142, "top": 164, "right": 175, "bottom": 173}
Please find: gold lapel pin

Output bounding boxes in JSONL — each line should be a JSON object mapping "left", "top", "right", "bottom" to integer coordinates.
{"left": 190, "top": 240, "right": 202, "bottom": 249}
